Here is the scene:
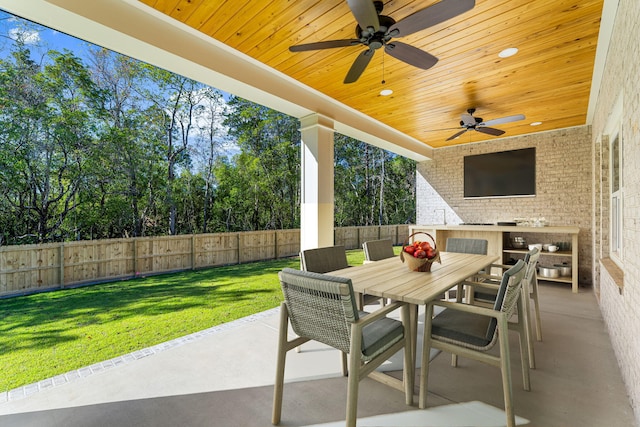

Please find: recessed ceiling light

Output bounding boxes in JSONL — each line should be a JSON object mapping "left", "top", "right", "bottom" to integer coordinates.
{"left": 498, "top": 47, "right": 518, "bottom": 58}
{"left": 530, "top": 121, "right": 542, "bottom": 126}
{"left": 380, "top": 89, "right": 393, "bottom": 96}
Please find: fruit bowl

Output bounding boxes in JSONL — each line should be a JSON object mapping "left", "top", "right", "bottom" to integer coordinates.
{"left": 400, "top": 232, "right": 441, "bottom": 272}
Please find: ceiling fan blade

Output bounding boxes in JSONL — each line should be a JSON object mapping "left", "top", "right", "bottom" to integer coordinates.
{"left": 388, "top": 0, "right": 475, "bottom": 38}
{"left": 344, "top": 49, "right": 375, "bottom": 84}
{"left": 425, "top": 127, "right": 462, "bottom": 132}
{"left": 347, "top": 0, "right": 380, "bottom": 33}
{"left": 446, "top": 129, "right": 468, "bottom": 141}
{"left": 475, "top": 127, "right": 505, "bottom": 136}
{"left": 289, "top": 39, "right": 361, "bottom": 52}
{"left": 480, "top": 114, "right": 526, "bottom": 127}
{"left": 460, "top": 113, "right": 476, "bottom": 126}
{"left": 385, "top": 42, "right": 438, "bottom": 70}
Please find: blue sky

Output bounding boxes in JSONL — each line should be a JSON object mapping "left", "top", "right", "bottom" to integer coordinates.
{"left": 0, "top": 9, "right": 93, "bottom": 59}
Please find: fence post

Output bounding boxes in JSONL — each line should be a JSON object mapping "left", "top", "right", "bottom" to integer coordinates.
{"left": 133, "top": 238, "right": 138, "bottom": 277}
{"left": 237, "top": 233, "right": 241, "bottom": 264}
{"left": 191, "top": 234, "right": 195, "bottom": 270}
{"left": 59, "top": 243, "right": 65, "bottom": 289}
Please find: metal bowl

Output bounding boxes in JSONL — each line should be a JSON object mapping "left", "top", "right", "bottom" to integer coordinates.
{"left": 511, "top": 237, "right": 527, "bottom": 249}
{"left": 538, "top": 266, "right": 560, "bottom": 278}
{"left": 554, "top": 263, "right": 572, "bottom": 276}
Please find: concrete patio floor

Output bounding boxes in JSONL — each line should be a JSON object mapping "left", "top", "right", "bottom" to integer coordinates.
{"left": 0, "top": 281, "right": 635, "bottom": 426}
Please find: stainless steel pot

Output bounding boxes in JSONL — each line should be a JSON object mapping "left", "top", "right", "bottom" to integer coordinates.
{"left": 553, "top": 263, "right": 572, "bottom": 277}
{"left": 538, "top": 266, "right": 560, "bottom": 278}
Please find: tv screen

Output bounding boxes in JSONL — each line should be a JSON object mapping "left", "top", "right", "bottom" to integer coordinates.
{"left": 464, "top": 148, "right": 536, "bottom": 198}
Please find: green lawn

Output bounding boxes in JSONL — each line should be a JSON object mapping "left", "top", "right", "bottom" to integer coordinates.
{"left": 0, "top": 249, "right": 366, "bottom": 392}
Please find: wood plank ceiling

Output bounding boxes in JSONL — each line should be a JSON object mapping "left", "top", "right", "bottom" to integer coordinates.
{"left": 138, "top": 0, "right": 603, "bottom": 149}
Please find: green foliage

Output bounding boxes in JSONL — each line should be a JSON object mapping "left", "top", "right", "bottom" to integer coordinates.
{"left": 0, "top": 44, "right": 105, "bottom": 243}
{"left": 0, "top": 22, "right": 415, "bottom": 245}
{"left": 334, "top": 134, "right": 416, "bottom": 226}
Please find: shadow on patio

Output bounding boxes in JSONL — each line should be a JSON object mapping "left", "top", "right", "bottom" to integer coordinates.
{"left": 0, "top": 282, "right": 634, "bottom": 426}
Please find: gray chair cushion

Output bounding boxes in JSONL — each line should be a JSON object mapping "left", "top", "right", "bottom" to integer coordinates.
{"left": 359, "top": 311, "right": 404, "bottom": 357}
{"left": 432, "top": 309, "right": 493, "bottom": 347}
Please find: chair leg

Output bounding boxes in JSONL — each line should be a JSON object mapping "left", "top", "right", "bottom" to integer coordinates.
{"left": 401, "top": 304, "right": 414, "bottom": 406}
{"left": 516, "top": 299, "right": 531, "bottom": 390}
{"left": 530, "top": 274, "right": 543, "bottom": 341}
{"left": 520, "top": 284, "right": 536, "bottom": 370}
{"left": 419, "top": 304, "right": 435, "bottom": 409}
{"left": 346, "top": 327, "right": 363, "bottom": 427}
{"left": 272, "top": 303, "right": 289, "bottom": 425}
{"left": 498, "top": 318, "right": 516, "bottom": 427}
{"left": 531, "top": 276, "right": 543, "bottom": 341}
{"left": 532, "top": 293, "right": 543, "bottom": 341}
{"left": 341, "top": 352, "right": 348, "bottom": 377}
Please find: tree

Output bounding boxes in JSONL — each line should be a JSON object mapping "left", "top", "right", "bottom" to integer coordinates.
{"left": 191, "top": 87, "right": 228, "bottom": 233}
{"left": 334, "top": 133, "right": 415, "bottom": 226}
{"left": 138, "top": 66, "right": 205, "bottom": 235}
{"left": 84, "top": 48, "right": 165, "bottom": 238}
{"left": 0, "top": 43, "right": 104, "bottom": 243}
{"left": 218, "top": 96, "right": 300, "bottom": 231}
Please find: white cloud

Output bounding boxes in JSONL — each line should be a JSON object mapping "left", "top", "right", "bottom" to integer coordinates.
{"left": 9, "top": 28, "right": 41, "bottom": 45}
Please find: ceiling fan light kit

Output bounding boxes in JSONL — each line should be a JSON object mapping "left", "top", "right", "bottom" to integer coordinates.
{"left": 289, "top": 0, "right": 475, "bottom": 84}
{"left": 446, "top": 108, "right": 525, "bottom": 141}
{"left": 498, "top": 47, "right": 519, "bottom": 58}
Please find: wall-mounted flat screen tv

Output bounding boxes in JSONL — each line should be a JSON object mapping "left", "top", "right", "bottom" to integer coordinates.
{"left": 464, "top": 147, "right": 536, "bottom": 198}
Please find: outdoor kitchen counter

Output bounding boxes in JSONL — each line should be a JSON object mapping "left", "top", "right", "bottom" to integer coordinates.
{"left": 409, "top": 225, "right": 580, "bottom": 293}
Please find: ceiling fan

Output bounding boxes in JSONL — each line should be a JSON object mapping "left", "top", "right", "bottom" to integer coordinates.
{"left": 289, "top": 0, "right": 475, "bottom": 84}
{"left": 446, "top": 108, "right": 525, "bottom": 141}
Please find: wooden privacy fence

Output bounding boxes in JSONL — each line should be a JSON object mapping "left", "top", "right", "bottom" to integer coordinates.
{"left": 0, "top": 225, "right": 409, "bottom": 297}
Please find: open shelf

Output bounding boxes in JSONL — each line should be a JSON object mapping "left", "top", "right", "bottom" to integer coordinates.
{"left": 503, "top": 249, "right": 572, "bottom": 257}
{"left": 537, "top": 276, "right": 572, "bottom": 284}
{"left": 409, "top": 224, "right": 580, "bottom": 293}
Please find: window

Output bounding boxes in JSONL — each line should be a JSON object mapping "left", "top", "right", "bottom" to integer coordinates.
{"left": 611, "top": 132, "right": 622, "bottom": 259}
{"left": 607, "top": 94, "right": 624, "bottom": 264}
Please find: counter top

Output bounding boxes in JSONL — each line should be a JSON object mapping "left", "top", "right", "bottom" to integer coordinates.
{"left": 412, "top": 224, "right": 580, "bottom": 234}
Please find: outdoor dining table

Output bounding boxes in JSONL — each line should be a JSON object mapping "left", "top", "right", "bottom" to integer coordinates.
{"left": 327, "top": 251, "right": 499, "bottom": 408}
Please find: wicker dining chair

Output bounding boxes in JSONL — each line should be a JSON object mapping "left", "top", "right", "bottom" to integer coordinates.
{"left": 362, "top": 239, "right": 395, "bottom": 262}
{"left": 467, "top": 247, "right": 542, "bottom": 369}
{"left": 362, "top": 239, "right": 396, "bottom": 306}
{"left": 300, "top": 245, "right": 349, "bottom": 273}
{"left": 444, "top": 237, "right": 489, "bottom": 301}
{"left": 273, "top": 268, "right": 414, "bottom": 427}
{"left": 420, "top": 260, "right": 529, "bottom": 427}
{"left": 301, "top": 245, "right": 383, "bottom": 308}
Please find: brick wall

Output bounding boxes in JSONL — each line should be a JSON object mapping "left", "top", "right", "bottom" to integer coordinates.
{"left": 415, "top": 1, "right": 640, "bottom": 421}
{"left": 416, "top": 125, "right": 593, "bottom": 284}
{"left": 589, "top": 0, "right": 640, "bottom": 423}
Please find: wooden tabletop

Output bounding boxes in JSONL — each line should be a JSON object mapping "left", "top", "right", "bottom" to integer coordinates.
{"left": 328, "top": 252, "right": 499, "bottom": 306}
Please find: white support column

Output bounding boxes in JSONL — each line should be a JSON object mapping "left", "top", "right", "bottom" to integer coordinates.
{"left": 300, "top": 114, "right": 335, "bottom": 251}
